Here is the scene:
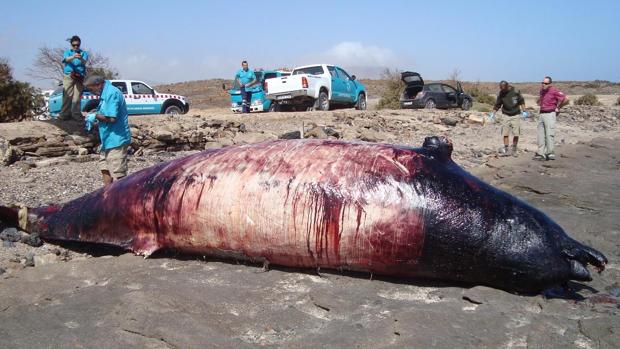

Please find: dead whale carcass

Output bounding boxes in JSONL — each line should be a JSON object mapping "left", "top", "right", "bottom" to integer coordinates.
{"left": 0, "top": 137, "right": 606, "bottom": 292}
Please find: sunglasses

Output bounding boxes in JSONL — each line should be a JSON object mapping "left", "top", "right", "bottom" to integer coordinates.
{"left": 541, "top": 82, "right": 550, "bottom": 85}
{"left": 72, "top": 44, "right": 80, "bottom": 47}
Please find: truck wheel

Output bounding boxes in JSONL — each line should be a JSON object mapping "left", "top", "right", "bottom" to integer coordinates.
{"left": 268, "top": 102, "right": 279, "bottom": 112}
{"left": 164, "top": 105, "right": 182, "bottom": 115}
{"left": 425, "top": 99, "right": 436, "bottom": 109}
{"left": 316, "top": 91, "right": 329, "bottom": 111}
{"left": 355, "top": 93, "right": 367, "bottom": 110}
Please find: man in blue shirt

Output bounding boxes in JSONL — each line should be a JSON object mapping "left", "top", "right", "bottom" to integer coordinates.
{"left": 61, "top": 35, "right": 89, "bottom": 121}
{"left": 235, "top": 60, "right": 257, "bottom": 113}
{"left": 84, "top": 75, "right": 132, "bottom": 186}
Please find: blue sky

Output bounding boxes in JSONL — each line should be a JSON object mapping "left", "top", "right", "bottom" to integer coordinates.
{"left": 2, "top": 0, "right": 619, "bottom": 88}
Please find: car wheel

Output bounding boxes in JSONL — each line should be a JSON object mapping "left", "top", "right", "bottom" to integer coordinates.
{"left": 461, "top": 99, "right": 472, "bottom": 111}
{"left": 164, "top": 105, "right": 182, "bottom": 115}
{"left": 316, "top": 91, "right": 329, "bottom": 111}
{"left": 425, "top": 99, "right": 436, "bottom": 109}
{"left": 355, "top": 93, "right": 367, "bottom": 110}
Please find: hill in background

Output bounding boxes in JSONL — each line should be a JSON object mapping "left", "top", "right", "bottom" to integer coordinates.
{"left": 155, "top": 79, "right": 620, "bottom": 109}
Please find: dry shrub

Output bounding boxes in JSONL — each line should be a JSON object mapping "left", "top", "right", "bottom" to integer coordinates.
{"left": 574, "top": 94, "right": 602, "bottom": 106}
{"left": 0, "top": 58, "right": 43, "bottom": 122}
{"left": 376, "top": 68, "right": 405, "bottom": 110}
{"left": 468, "top": 82, "right": 495, "bottom": 105}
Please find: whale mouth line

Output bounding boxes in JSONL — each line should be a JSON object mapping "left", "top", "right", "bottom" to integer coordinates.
{"left": 562, "top": 245, "right": 608, "bottom": 281}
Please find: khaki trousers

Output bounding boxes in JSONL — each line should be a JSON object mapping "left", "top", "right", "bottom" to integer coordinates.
{"left": 537, "top": 112, "right": 556, "bottom": 156}
{"left": 61, "top": 74, "right": 84, "bottom": 120}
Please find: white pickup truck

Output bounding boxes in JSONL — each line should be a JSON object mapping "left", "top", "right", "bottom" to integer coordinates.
{"left": 264, "top": 64, "right": 367, "bottom": 111}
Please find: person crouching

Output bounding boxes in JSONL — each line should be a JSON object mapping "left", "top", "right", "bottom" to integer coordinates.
{"left": 83, "top": 75, "right": 132, "bottom": 186}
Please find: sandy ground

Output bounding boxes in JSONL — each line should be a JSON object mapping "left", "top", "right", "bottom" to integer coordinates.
{"left": 0, "top": 107, "right": 619, "bottom": 348}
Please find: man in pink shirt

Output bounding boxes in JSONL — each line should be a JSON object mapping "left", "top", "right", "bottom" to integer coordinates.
{"left": 535, "top": 76, "right": 569, "bottom": 161}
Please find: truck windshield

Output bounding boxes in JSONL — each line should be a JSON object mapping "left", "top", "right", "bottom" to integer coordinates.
{"left": 292, "top": 66, "right": 324, "bottom": 75}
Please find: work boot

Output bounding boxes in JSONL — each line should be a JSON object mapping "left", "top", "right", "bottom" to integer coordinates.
{"left": 546, "top": 154, "right": 556, "bottom": 160}
{"left": 499, "top": 145, "right": 511, "bottom": 157}
{"left": 533, "top": 154, "right": 547, "bottom": 161}
{"left": 511, "top": 145, "right": 518, "bottom": 157}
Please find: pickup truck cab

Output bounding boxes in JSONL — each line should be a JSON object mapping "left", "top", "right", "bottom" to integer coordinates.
{"left": 48, "top": 79, "right": 190, "bottom": 117}
{"left": 264, "top": 64, "right": 367, "bottom": 111}
{"left": 227, "top": 70, "right": 290, "bottom": 112}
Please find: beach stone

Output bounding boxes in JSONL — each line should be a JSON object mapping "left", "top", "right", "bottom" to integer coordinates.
{"left": 34, "top": 254, "right": 62, "bottom": 267}
{"left": 0, "top": 228, "right": 22, "bottom": 242}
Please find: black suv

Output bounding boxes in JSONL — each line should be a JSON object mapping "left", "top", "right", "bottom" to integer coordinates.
{"left": 399, "top": 72, "right": 472, "bottom": 110}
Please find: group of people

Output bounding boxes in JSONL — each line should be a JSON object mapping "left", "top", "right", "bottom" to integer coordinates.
{"left": 491, "top": 77, "right": 568, "bottom": 161}
{"left": 60, "top": 34, "right": 569, "bottom": 188}
{"left": 61, "top": 36, "right": 131, "bottom": 186}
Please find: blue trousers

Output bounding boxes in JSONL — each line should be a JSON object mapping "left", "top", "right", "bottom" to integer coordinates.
{"left": 241, "top": 87, "right": 252, "bottom": 113}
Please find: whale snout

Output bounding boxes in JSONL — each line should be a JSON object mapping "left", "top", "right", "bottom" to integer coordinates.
{"left": 562, "top": 242, "right": 608, "bottom": 281}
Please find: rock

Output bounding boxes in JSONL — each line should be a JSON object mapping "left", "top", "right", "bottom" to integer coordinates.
{"left": 467, "top": 114, "right": 486, "bottom": 124}
{"left": 233, "top": 132, "right": 275, "bottom": 144}
{"left": 358, "top": 128, "right": 390, "bottom": 143}
{"left": 77, "top": 147, "right": 89, "bottom": 156}
{"left": 0, "top": 228, "right": 23, "bottom": 242}
{"left": 305, "top": 126, "right": 328, "bottom": 139}
{"left": 204, "top": 142, "right": 223, "bottom": 150}
{"left": 0, "top": 267, "right": 5, "bottom": 275}
{"left": 35, "top": 158, "right": 69, "bottom": 168}
{"left": 34, "top": 254, "right": 61, "bottom": 267}
{"left": 440, "top": 117, "right": 459, "bottom": 126}
{"left": 24, "top": 252, "right": 35, "bottom": 267}
{"left": 0, "top": 138, "right": 23, "bottom": 166}
{"left": 2, "top": 240, "right": 15, "bottom": 248}
{"left": 154, "top": 130, "right": 174, "bottom": 141}
{"left": 279, "top": 131, "right": 302, "bottom": 140}
{"left": 21, "top": 233, "right": 43, "bottom": 247}
{"left": 217, "top": 137, "right": 234, "bottom": 147}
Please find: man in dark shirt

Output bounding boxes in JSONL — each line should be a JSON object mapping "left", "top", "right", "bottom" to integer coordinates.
{"left": 492, "top": 81, "right": 526, "bottom": 157}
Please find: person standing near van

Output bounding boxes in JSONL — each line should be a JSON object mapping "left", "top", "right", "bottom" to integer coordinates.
{"left": 60, "top": 35, "right": 89, "bottom": 121}
{"left": 235, "top": 61, "right": 257, "bottom": 113}
{"left": 491, "top": 81, "right": 527, "bottom": 157}
{"left": 534, "top": 76, "right": 569, "bottom": 161}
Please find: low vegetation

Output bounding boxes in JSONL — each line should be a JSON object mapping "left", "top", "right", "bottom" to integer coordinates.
{"left": 0, "top": 58, "right": 43, "bottom": 122}
{"left": 376, "top": 69, "right": 405, "bottom": 110}
{"left": 574, "top": 94, "right": 602, "bottom": 106}
{"left": 467, "top": 82, "right": 495, "bottom": 105}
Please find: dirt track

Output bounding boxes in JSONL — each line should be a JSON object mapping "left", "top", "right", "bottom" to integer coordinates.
{"left": 0, "top": 107, "right": 619, "bottom": 348}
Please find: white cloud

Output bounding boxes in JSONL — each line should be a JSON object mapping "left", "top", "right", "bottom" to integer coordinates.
{"left": 323, "top": 41, "right": 396, "bottom": 67}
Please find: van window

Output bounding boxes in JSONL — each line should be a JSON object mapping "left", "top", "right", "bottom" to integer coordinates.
{"left": 131, "top": 82, "right": 153, "bottom": 95}
{"left": 112, "top": 82, "right": 128, "bottom": 94}
{"left": 327, "top": 66, "right": 338, "bottom": 77}
{"left": 336, "top": 68, "right": 351, "bottom": 80}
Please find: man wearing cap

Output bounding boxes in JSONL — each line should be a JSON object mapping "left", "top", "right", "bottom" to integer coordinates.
{"left": 491, "top": 81, "right": 527, "bottom": 157}
{"left": 61, "top": 35, "right": 89, "bottom": 121}
{"left": 534, "top": 76, "right": 569, "bottom": 161}
{"left": 84, "top": 75, "right": 131, "bottom": 186}
{"left": 234, "top": 60, "right": 257, "bottom": 113}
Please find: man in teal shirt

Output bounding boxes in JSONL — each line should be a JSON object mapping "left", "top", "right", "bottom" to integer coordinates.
{"left": 234, "top": 60, "right": 257, "bottom": 113}
{"left": 84, "top": 75, "right": 132, "bottom": 186}
{"left": 61, "top": 35, "right": 89, "bottom": 121}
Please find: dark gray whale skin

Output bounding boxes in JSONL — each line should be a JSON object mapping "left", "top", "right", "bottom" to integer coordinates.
{"left": 0, "top": 136, "right": 607, "bottom": 293}
{"left": 411, "top": 137, "right": 606, "bottom": 292}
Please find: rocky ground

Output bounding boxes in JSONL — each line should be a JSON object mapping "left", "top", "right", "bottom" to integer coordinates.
{"left": 0, "top": 106, "right": 619, "bottom": 348}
